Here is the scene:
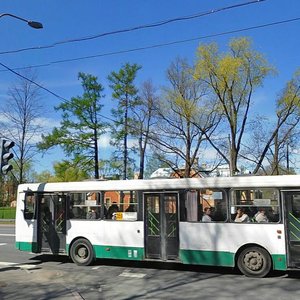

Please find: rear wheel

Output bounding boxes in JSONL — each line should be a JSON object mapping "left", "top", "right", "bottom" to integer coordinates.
{"left": 70, "top": 238, "right": 94, "bottom": 266}
{"left": 237, "top": 246, "right": 272, "bottom": 278}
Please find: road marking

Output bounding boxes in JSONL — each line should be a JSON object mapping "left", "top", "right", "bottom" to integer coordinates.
{"left": 0, "top": 262, "right": 17, "bottom": 266}
{"left": 0, "top": 233, "right": 15, "bottom": 237}
{"left": 0, "top": 261, "right": 37, "bottom": 270}
{"left": 0, "top": 243, "right": 7, "bottom": 246}
{"left": 119, "top": 271, "right": 146, "bottom": 278}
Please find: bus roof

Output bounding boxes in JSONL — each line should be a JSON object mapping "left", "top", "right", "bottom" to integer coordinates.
{"left": 17, "top": 175, "right": 300, "bottom": 193}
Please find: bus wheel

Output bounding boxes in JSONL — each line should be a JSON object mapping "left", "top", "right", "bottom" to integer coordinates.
{"left": 237, "top": 246, "right": 272, "bottom": 278}
{"left": 70, "top": 238, "right": 95, "bottom": 266}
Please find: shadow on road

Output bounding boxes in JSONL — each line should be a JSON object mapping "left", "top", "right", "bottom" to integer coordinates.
{"left": 27, "top": 253, "right": 288, "bottom": 278}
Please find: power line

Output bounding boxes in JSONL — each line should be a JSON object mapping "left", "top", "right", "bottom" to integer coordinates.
{"left": 0, "top": 62, "right": 68, "bottom": 101}
{"left": 1, "top": 16, "right": 299, "bottom": 73}
{"left": 0, "top": 61, "right": 136, "bottom": 130}
{"left": 0, "top": 0, "right": 266, "bottom": 56}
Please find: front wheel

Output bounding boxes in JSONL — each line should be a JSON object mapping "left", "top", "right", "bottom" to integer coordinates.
{"left": 70, "top": 238, "right": 95, "bottom": 266}
{"left": 237, "top": 246, "right": 272, "bottom": 278}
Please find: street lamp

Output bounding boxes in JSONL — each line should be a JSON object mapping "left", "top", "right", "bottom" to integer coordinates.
{"left": 0, "top": 13, "right": 43, "bottom": 29}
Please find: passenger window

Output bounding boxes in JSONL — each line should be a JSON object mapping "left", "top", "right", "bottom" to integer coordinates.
{"left": 104, "top": 190, "right": 138, "bottom": 221}
{"left": 181, "top": 189, "right": 227, "bottom": 222}
{"left": 69, "top": 192, "right": 102, "bottom": 220}
{"left": 231, "top": 188, "right": 280, "bottom": 223}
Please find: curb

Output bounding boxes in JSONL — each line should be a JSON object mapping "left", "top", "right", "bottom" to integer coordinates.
{"left": 0, "top": 219, "right": 15, "bottom": 224}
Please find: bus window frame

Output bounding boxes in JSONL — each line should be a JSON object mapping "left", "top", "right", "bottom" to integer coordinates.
{"left": 180, "top": 188, "right": 228, "bottom": 223}
{"left": 24, "top": 191, "right": 37, "bottom": 220}
{"left": 230, "top": 187, "right": 281, "bottom": 223}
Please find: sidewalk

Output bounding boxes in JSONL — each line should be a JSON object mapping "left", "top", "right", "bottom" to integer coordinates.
{"left": 0, "top": 219, "right": 15, "bottom": 225}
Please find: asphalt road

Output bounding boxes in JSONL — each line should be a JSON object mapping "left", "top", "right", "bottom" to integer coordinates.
{"left": 1, "top": 224, "right": 300, "bottom": 300}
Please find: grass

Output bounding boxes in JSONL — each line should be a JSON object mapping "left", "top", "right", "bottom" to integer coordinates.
{"left": 0, "top": 207, "right": 16, "bottom": 219}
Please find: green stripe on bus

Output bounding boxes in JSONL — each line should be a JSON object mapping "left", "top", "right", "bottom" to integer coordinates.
{"left": 180, "top": 250, "right": 287, "bottom": 270}
{"left": 15, "top": 241, "right": 39, "bottom": 252}
{"left": 180, "top": 249, "right": 234, "bottom": 267}
{"left": 272, "top": 254, "right": 287, "bottom": 270}
{"left": 93, "top": 245, "right": 144, "bottom": 260}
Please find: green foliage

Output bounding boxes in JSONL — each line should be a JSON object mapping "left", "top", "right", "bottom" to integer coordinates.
{"left": 53, "top": 160, "right": 89, "bottom": 182}
{"left": 194, "top": 37, "right": 275, "bottom": 174}
{"left": 38, "top": 72, "right": 107, "bottom": 178}
{"left": 33, "top": 170, "right": 55, "bottom": 183}
{"left": 277, "top": 68, "right": 300, "bottom": 110}
{"left": 0, "top": 207, "right": 16, "bottom": 219}
{"left": 108, "top": 63, "right": 141, "bottom": 179}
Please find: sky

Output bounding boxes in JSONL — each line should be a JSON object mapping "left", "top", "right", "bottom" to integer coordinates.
{"left": 0, "top": 0, "right": 299, "bottom": 174}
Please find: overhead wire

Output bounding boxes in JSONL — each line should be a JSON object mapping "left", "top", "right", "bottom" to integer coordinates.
{"left": 0, "top": 62, "right": 68, "bottom": 102}
{"left": 1, "top": 13, "right": 299, "bottom": 127}
{"left": 0, "top": 16, "right": 299, "bottom": 73}
{"left": 0, "top": 0, "right": 266, "bottom": 56}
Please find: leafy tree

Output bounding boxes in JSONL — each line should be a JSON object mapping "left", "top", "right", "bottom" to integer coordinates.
{"left": 52, "top": 160, "right": 89, "bottom": 181}
{"left": 32, "top": 170, "right": 55, "bottom": 183}
{"left": 108, "top": 63, "right": 141, "bottom": 179}
{"left": 194, "top": 37, "right": 274, "bottom": 175}
{"left": 38, "top": 72, "right": 106, "bottom": 179}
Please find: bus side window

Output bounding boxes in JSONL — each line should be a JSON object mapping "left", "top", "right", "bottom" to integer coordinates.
{"left": 24, "top": 193, "right": 36, "bottom": 220}
{"left": 230, "top": 188, "right": 280, "bottom": 223}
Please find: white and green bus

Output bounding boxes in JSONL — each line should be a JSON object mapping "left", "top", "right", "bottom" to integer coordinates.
{"left": 15, "top": 175, "right": 300, "bottom": 277}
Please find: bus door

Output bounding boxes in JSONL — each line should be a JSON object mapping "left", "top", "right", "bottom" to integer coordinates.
{"left": 38, "top": 193, "right": 67, "bottom": 254}
{"left": 144, "top": 192, "right": 179, "bottom": 261}
{"left": 283, "top": 191, "right": 300, "bottom": 267}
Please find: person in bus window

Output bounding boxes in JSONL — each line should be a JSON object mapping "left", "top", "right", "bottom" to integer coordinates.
{"left": 254, "top": 208, "right": 269, "bottom": 223}
{"left": 86, "top": 208, "right": 97, "bottom": 219}
{"left": 234, "top": 208, "right": 250, "bottom": 223}
{"left": 125, "top": 204, "right": 135, "bottom": 212}
{"left": 107, "top": 202, "right": 119, "bottom": 219}
{"left": 202, "top": 207, "right": 213, "bottom": 222}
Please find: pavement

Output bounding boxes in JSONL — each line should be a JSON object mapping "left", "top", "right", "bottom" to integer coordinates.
{"left": 0, "top": 219, "right": 14, "bottom": 224}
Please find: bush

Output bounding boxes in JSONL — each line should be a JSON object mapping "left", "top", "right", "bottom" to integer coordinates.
{"left": 0, "top": 207, "right": 16, "bottom": 219}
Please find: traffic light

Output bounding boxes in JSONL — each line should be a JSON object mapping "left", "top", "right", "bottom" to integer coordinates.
{"left": 0, "top": 138, "right": 15, "bottom": 175}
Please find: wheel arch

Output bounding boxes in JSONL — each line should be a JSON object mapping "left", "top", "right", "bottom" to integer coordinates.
{"left": 234, "top": 243, "right": 273, "bottom": 270}
{"left": 68, "top": 236, "right": 92, "bottom": 256}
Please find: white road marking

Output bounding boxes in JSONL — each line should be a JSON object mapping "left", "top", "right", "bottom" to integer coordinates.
{"left": 0, "top": 233, "right": 15, "bottom": 237}
{"left": 119, "top": 272, "right": 146, "bottom": 278}
{"left": 0, "top": 243, "right": 7, "bottom": 246}
{"left": 0, "top": 262, "right": 17, "bottom": 266}
{"left": 0, "top": 261, "right": 37, "bottom": 270}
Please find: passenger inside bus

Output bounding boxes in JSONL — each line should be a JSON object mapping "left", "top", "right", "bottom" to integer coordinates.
{"left": 234, "top": 208, "right": 250, "bottom": 223}
{"left": 254, "top": 208, "right": 269, "bottom": 223}
{"left": 125, "top": 204, "right": 136, "bottom": 212}
{"left": 107, "top": 202, "right": 119, "bottom": 219}
{"left": 86, "top": 208, "right": 97, "bottom": 219}
{"left": 202, "top": 207, "right": 213, "bottom": 222}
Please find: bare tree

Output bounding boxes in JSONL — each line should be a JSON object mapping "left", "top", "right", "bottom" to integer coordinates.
{"left": 149, "top": 58, "right": 218, "bottom": 178}
{"left": 131, "top": 80, "right": 157, "bottom": 179}
{"left": 0, "top": 70, "right": 42, "bottom": 183}
{"left": 242, "top": 69, "right": 300, "bottom": 174}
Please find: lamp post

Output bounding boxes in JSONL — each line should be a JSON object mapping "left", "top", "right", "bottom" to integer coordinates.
{"left": 0, "top": 13, "right": 43, "bottom": 29}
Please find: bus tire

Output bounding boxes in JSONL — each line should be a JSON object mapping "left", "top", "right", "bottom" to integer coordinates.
{"left": 237, "top": 246, "right": 272, "bottom": 278}
{"left": 70, "top": 238, "right": 95, "bottom": 266}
